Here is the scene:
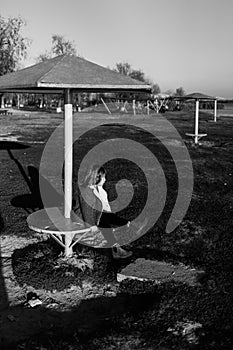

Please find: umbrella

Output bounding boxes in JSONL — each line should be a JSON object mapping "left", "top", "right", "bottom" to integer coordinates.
{"left": 183, "top": 92, "right": 217, "bottom": 144}
{"left": 0, "top": 54, "right": 151, "bottom": 256}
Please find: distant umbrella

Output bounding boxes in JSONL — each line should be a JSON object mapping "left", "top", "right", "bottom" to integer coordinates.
{"left": 183, "top": 92, "right": 218, "bottom": 144}
{"left": 184, "top": 92, "right": 216, "bottom": 100}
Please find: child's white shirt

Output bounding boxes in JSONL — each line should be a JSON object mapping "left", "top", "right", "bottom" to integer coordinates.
{"left": 90, "top": 185, "right": 111, "bottom": 212}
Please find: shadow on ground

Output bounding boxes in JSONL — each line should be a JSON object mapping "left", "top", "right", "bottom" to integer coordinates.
{"left": 0, "top": 211, "right": 8, "bottom": 311}
{"left": 10, "top": 164, "right": 63, "bottom": 213}
{"left": 0, "top": 280, "right": 160, "bottom": 348}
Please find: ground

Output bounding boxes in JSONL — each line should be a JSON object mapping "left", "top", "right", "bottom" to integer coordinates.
{"left": 1, "top": 107, "right": 233, "bottom": 349}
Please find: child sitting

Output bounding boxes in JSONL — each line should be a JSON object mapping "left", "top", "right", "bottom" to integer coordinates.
{"left": 73, "top": 164, "right": 147, "bottom": 259}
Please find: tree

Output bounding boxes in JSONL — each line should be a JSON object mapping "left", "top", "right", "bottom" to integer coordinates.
{"left": 129, "top": 69, "right": 145, "bottom": 82}
{"left": 36, "top": 51, "right": 52, "bottom": 63}
{"left": 164, "top": 89, "right": 174, "bottom": 96}
{"left": 0, "top": 15, "right": 30, "bottom": 76}
{"left": 174, "top": 87, "right": 185, "bottom": 97}
{"left": 51, "top": 35, "right": 77, "bottom": 56}
{"left": 151, "top": 83, "right": 161, "bottom": 95}
{"left": 36, "top": 35, "right": 77, "bottom": 63}
{"left": 115, "top": 62, "right": 131, "bottom": 76}
{"left": 114, "top": 62, "right": 148, "bottom": 83}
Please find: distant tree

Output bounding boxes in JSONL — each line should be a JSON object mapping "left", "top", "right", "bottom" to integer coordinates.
{"left": 151, "top": 83, "right": 161, "bottom": 95}
{"left": 36, "top": 51, "right": 52, "bottom": 63}
{"left": 36, "top": 34, "right": 77, "bottom": 63}
{"left": 164, "top": 89, "right": 174, "bottom": 96}
{"left": 114, "top": 62, "right": 149, "bottom": 83}
{"left": 113, "top": 61, "right": 155, "bottom": 101}
{"left": 174, "top": 87, "right": 185, "bottom": 97}
{"left": 129, "top": 69, "right": 145, "bottom": 82}
{"left": 51, "top": 34, "right": 77, "bottom": 56}
{"left": 0, "top": 15, "right": 30, "bottom": 75}
{"left": 115, "top": 62, "right": 131, "bottom": 76}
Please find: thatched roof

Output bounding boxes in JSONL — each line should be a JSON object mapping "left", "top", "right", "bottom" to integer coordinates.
{"left": 0, "top": 55, "right": 151, "bottom": 93}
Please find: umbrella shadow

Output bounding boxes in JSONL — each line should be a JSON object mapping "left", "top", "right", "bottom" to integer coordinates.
{"left": 0, "top": 141, "right": 29, "bottom": 151}
{"left": 10, "top": 163, "right": 63, "bottom": 212}
{"left": 0, "top": 212, "right": 9, "bottom": 311}
{"left": 0, "top": 141, "right": 30, "bottom": 311}
{"left": 6, "top": 147, "right": 43, "bottom": 213}
{"left": 0, "top": 286, "right": 159, "bottom": 348}
{"left": 4, "top": 146, "right": 63, "bottom": 212}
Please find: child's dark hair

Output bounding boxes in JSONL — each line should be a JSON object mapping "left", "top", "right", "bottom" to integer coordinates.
{"left": 95, "top": 166, "right": 106, "bottom": 185}
{"left": 81, "top": 165, "right": 106, "bottom": 186}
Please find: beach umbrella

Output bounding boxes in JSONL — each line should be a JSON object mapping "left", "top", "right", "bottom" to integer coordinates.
{"left": 0, "top": 54, "right": 151, "bottom": 255}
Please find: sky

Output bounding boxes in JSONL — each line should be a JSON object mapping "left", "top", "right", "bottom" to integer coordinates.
{"left": 1, "top": 0, "right": 233, "bottom": 98}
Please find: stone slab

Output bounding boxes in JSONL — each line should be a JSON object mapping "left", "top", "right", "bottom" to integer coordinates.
{"left": 117, "top": 258, "right": 205, "bottom": 287}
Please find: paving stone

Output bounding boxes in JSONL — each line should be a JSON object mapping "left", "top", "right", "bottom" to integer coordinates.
{"left": 117, "top": 258, "right": 205, "bottom": 287}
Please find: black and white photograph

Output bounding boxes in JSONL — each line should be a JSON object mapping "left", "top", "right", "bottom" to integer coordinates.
{"left": 1, "top": 0, "right": 233, "bottom": 349}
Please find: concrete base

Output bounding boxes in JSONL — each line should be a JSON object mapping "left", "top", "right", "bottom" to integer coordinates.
{"left": 117, "top": 258, "right": 205, "bottom": 287}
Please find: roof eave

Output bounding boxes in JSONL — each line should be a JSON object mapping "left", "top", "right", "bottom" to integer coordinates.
{"left": 0, "top": 88, "right": 64, "bottom": 94}
{"left": 0, "top": 83, "right": 151, "bottom": 94}
{"left": 38, "top": 82, "right": 151, "bottom": 93}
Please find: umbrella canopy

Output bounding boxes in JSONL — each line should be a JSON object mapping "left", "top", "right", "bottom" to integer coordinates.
{"left": 0, "top": 54, "right": 151, "bottom": 93}
{"left": 184, "top": 92, "right": 216, "bottom": 100}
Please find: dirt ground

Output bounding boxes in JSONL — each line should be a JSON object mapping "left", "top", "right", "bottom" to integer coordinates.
{"left": 1, "top": 108, "right": 233, "bottom": 349}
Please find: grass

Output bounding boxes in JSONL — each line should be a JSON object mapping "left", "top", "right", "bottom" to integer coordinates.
{"left": 1, "top": 108, "right": 233, "bottom": 349}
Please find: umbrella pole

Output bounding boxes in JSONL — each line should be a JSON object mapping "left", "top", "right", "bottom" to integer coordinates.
{"left": 64, "top": 89, "right": 73, "bottom": 256}
{"left": 194, "top": 100, "right": 199, "bottom": 144}
{"left": 214, "top": 99, "right": 217, "bottom": 122}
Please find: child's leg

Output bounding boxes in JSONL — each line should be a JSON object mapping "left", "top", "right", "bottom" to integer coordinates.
{"left": 98, "top": 212, "right": 129, "bottom": 246}
{"left": 99, "top": 212, "right": 129, "bottom": 229}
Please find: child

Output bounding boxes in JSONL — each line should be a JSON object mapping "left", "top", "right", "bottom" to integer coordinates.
{"left": 73, "top": 165, "right": 142, "bottom": 259}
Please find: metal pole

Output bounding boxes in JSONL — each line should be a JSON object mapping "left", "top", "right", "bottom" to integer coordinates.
{"left": 214, "top": 99, "right": 217, "bottom": 122}
{"left": 155, "top": 99, "right": 159, "bottom": 114}
{"left": 101, "top": 98, "right": 111, "bottom": 114}
{"left": 195, "top": 100, "right": 199, "bottom": 144}
{"left": 133, "top": 99, "right": 136, "bottom": 115}
{"left": 64, "top": 89, "right": 73, "bottom": 219}
{"left": 147, "top": 100, "right": 150, "bottom": 115}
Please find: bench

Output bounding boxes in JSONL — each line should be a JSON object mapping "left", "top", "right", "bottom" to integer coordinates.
{"left": 27, "top": 207, "right": 107, "bottom": 256}
{"left": 0, "top": 109, "right": 13, "bottom": 115}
